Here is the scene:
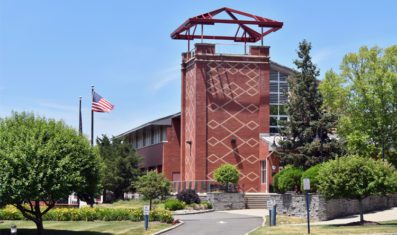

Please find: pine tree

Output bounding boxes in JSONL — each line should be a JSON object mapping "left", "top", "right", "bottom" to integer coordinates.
{"left": 278, "top": 40, "right": 343, "bottom": 169}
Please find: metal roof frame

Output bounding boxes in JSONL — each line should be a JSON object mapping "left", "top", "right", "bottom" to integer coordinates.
{"left": 171, "top": 7, "right": 283, "bottom": 43}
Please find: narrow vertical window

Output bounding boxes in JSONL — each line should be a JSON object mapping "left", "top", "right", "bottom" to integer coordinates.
{"left": 261, "top": 160, "right": 267, "bottom": 184}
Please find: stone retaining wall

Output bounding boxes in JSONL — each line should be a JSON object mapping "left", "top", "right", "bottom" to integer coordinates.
{"left": 265, "top": 193, "right": 397, "bottom": 220}
{"left": 205, "top": 193, "right": 245, "bottom": 210}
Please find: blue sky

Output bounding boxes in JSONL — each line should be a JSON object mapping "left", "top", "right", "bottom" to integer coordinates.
{"left": 1, "top": 0, "right": 396, "bottom": 141}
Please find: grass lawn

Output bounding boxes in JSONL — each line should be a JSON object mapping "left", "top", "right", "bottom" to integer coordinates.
{"left": 250, "top": 219, "right": 397, "bottom": 234}
{"left": 97, "top": 200, "right": 165, "bottom": 210}
{"left": 0, "top": 220, "right": 172, "bottom": 235}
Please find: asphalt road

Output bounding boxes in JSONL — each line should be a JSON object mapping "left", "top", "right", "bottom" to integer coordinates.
{"left": 164, "top": 211, "right": 263, "bottom": 235}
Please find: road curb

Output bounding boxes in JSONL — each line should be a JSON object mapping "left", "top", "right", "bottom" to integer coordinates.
{"left": 172, "top": 209, "right": 215, "bottom": 215}
{"left": 152, "top": 220, "right": 185, "bottom": 235}
{"left": 244, "top": 225, "right": 261, "bottom": 235}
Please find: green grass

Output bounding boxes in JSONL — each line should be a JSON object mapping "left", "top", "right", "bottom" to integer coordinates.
{"left": 265, "top": 215, "right": 307, "bottom": 225}
{"left": 0, "top": 220, "right": 171, "bottom": 235}
{"left": 250, "top": 220, "right": 397, "bottom": 234}
{"left": 97, "top": 200, "right": 165, "bottom": 210}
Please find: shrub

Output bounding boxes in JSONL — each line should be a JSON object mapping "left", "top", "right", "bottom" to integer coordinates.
{"left": 0, "top": 206, "right": 173, "bottom": 223}
{"left": 213, "top": 164, "right": 239, "bottom": 192}
{"left": 164, "top": 198, "right": 184, "bottom": 211}
{"left": 317, "top": 156, "right": 397, "bottom": 224}
{"left": 273, "top": 167, "right": 304, "bottom": 193}
{"left": 300, "top": 164, "right": 322, "bottom": 192}
{"left": 201, "top": 201, "right": 213, "bottom": 209}
{"left": 177, "top": 189, "right": 200, "bottom": 204}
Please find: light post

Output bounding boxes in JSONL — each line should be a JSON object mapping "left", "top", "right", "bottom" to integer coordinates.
{"left": 303, "top": 179, "right": 311, "bottom": 234}
{"left": 314, "top": 129, "right": 323, "bottom": 162}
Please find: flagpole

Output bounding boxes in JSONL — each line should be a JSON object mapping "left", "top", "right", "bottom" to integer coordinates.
{"left": 91, "top": 86, "right": 94, "bottom": 146}
{"left": 79, "top": 96, "right": 83, "bottom": 136}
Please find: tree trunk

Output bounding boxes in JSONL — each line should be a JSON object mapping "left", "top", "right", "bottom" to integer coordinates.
{"left": 149, "top": 199, "right": 152, "bottom": 210}
{"left": 34, "top": 219, "right": 44, "bottom": 235}
{"left": 359, "top": 199, "right": 364, "bottom": 224}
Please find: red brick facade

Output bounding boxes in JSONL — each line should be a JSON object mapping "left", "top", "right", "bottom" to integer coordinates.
{"left": 181, "top": 43, "right": 271, "bottom": 192}
{"left": 121, "top": 44, "right": 292, "bottom": 193}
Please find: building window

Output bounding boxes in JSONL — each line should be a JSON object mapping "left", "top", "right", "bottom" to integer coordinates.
{"left": 151, "top": 127, "right": 155, "bottom": 144}
{"left": 161, "top": 127, "right": 167, "bottom": 142}
{"left": 261, "top": 160, "right": 266, "bottom": 184}
{"left": 269, "top": 69, "right": 289, "bottom": 135}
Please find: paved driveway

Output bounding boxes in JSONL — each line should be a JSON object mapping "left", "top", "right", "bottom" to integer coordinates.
{"left": 164, "top": 211, "right": 263, "bottom": 235}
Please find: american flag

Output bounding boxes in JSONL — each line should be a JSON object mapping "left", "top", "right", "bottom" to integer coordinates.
{"left": 92, "top": 91, "right": 114, "bottom": 112}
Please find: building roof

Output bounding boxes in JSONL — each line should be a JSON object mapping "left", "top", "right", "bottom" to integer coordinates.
{"left": 116, "top": 112, "right": 180, "bottom": 138}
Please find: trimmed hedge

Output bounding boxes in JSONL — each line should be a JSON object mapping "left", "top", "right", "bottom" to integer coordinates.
{"left": 274, "top": 167, "right": 304, "bottom": 193}
{"left": 164, "top": 198, "right": 184, "bottom": 211}
{"left": 0, "top": 206, "right": 173, "bottom": 223}
{"left": 301, "top": 164, "right": 322, "bottom": 192}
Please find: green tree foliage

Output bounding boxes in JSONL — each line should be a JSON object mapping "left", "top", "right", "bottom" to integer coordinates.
{"left": 273, "top": 166, "right": 304, "bottom": 193}
{"left": 319, "top": 45, "right": 397, "bottom": 161}
{"left": 213, "top": 164, "right": 239, "bottom": 192}
{"left": 134, "top": 171, "right": 171, "bottom": 209}
{"left": 0, "top": 112, "right": 100, "bottom": 235}
{"left": 97, "top": 135, "right": 142, "bottom": 200}
{"left": 300, "top": 164, "right": 322, "bottom": 192}
{"left": 279, "top": 40, "right": 343, "bottom": 169}
{"left": 317, "top": 156, "right": 397, "bottom": 224}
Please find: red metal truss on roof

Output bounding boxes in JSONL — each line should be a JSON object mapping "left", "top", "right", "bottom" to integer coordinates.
{"left": 171, "top": 7, "right": 283, "bottom": 43}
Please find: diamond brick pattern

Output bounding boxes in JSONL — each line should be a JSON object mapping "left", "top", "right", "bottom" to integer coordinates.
{"left": 185, "top": 69, "right": 196, "bottom": 180}
{"left": 205, "top": 61, "right": 261, "bottom": 191}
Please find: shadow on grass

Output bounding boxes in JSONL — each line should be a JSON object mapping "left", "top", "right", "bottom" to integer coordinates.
{"left": 0, "top": 229, "right": 113, "bottom": 235}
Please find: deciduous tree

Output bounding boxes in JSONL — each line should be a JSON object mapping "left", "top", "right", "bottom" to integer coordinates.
{"left": 317, "top": 156, "right": 397, "bottom": 224}
{"left": 134, "top": 171, "right": 171, "bottom": 209}
{"left": 213, "top": 163, "right": 239, "bottom": 192}
{"left": 319, "top": 45, "right": 397, "bottom": 161}
{"left": 0, "top": 112, "right": 100, "bottom": 235}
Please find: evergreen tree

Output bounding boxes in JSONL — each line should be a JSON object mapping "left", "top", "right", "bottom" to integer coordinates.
{"left": 97, "top": 135, "right": 142, "bottom": 200}
{"left": 278, "top": 40, "right": 343, "bottom": 169}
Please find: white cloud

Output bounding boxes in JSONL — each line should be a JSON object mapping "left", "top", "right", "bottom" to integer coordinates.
{"left": 312, "top": 47, "right": 336, "bottom": 64}
{"left": 150, "top": 65, "right": 180, "bottom": 91}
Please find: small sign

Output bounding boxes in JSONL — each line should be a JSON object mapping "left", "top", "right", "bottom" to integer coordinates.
{"left": 303, "top": 178, "right": 310, "bottom": 191}
{"left": 267, "top": 200, "right": 274, "bottom": 209}
{"left": 143, "top": 205, "right": 150, "bottom": 215}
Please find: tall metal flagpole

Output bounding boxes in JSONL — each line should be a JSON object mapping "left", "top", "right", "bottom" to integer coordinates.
{"left": 79, "top": 96, "right": 83, "bottom": 136}
{"left": 91, "top": 86, "right": 94, "bottom": 146}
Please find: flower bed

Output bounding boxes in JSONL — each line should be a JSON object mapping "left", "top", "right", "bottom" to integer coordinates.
{"left": 0, "top": 206, "right": 173, "bottom": 223}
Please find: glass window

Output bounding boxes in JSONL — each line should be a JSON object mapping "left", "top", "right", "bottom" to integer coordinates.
{"left": 261, "top": 160, "right": 266, "bottom": 184}
{"left": 279, "top": 73, "right": 288, "bottom": 82}
{"left": 270, "top": 71, "right": 278, "bottom": 81}
{"left": 270, "top": 127, "right": 279, "bottom": 134}
{"left": 161, "top": 127, "right": 167, "bottom": 141}
{"left": 151, "top": 127, "right": 155, "bottom": 144}
{"left": 270, "top": 116, "right": 278, "bottom": 126}
{"left": 270, "top": 83, "right": 278, "bottom": 92}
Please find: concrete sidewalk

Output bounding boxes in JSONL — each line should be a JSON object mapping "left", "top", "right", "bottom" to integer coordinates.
{"left": 220, "top": 207, "right": 397, "bottom": 226}
{"left": 311, "top": 207, "right": 397, "bottom": 225}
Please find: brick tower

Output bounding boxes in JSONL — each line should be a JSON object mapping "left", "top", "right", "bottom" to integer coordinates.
{"left": 172, "top": 7, "right": 283, "bottom": 192}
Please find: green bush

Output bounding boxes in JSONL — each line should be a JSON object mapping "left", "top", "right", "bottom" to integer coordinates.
{"left": 317, "top": 155, "right": 397, "bottom": 223}
{"left": 274, "top": 167, "right": 304, "bottom": 193}
{"left": 177, "top": 189, "right": 201, "bottom": 204}
{"left": 300, "top": 164, "right": 322, "bottom": 192}
{"left": 0, "top": 206, "right": 173, "bottom": 223}
{"left": 202, "top": 201, "right": 213, "bottom": 209}
{"left": 164, "top": 198, "right": 184, "bottom": 211}
{"left": 213, "top": 164, "right": 239, "bottom": 192}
